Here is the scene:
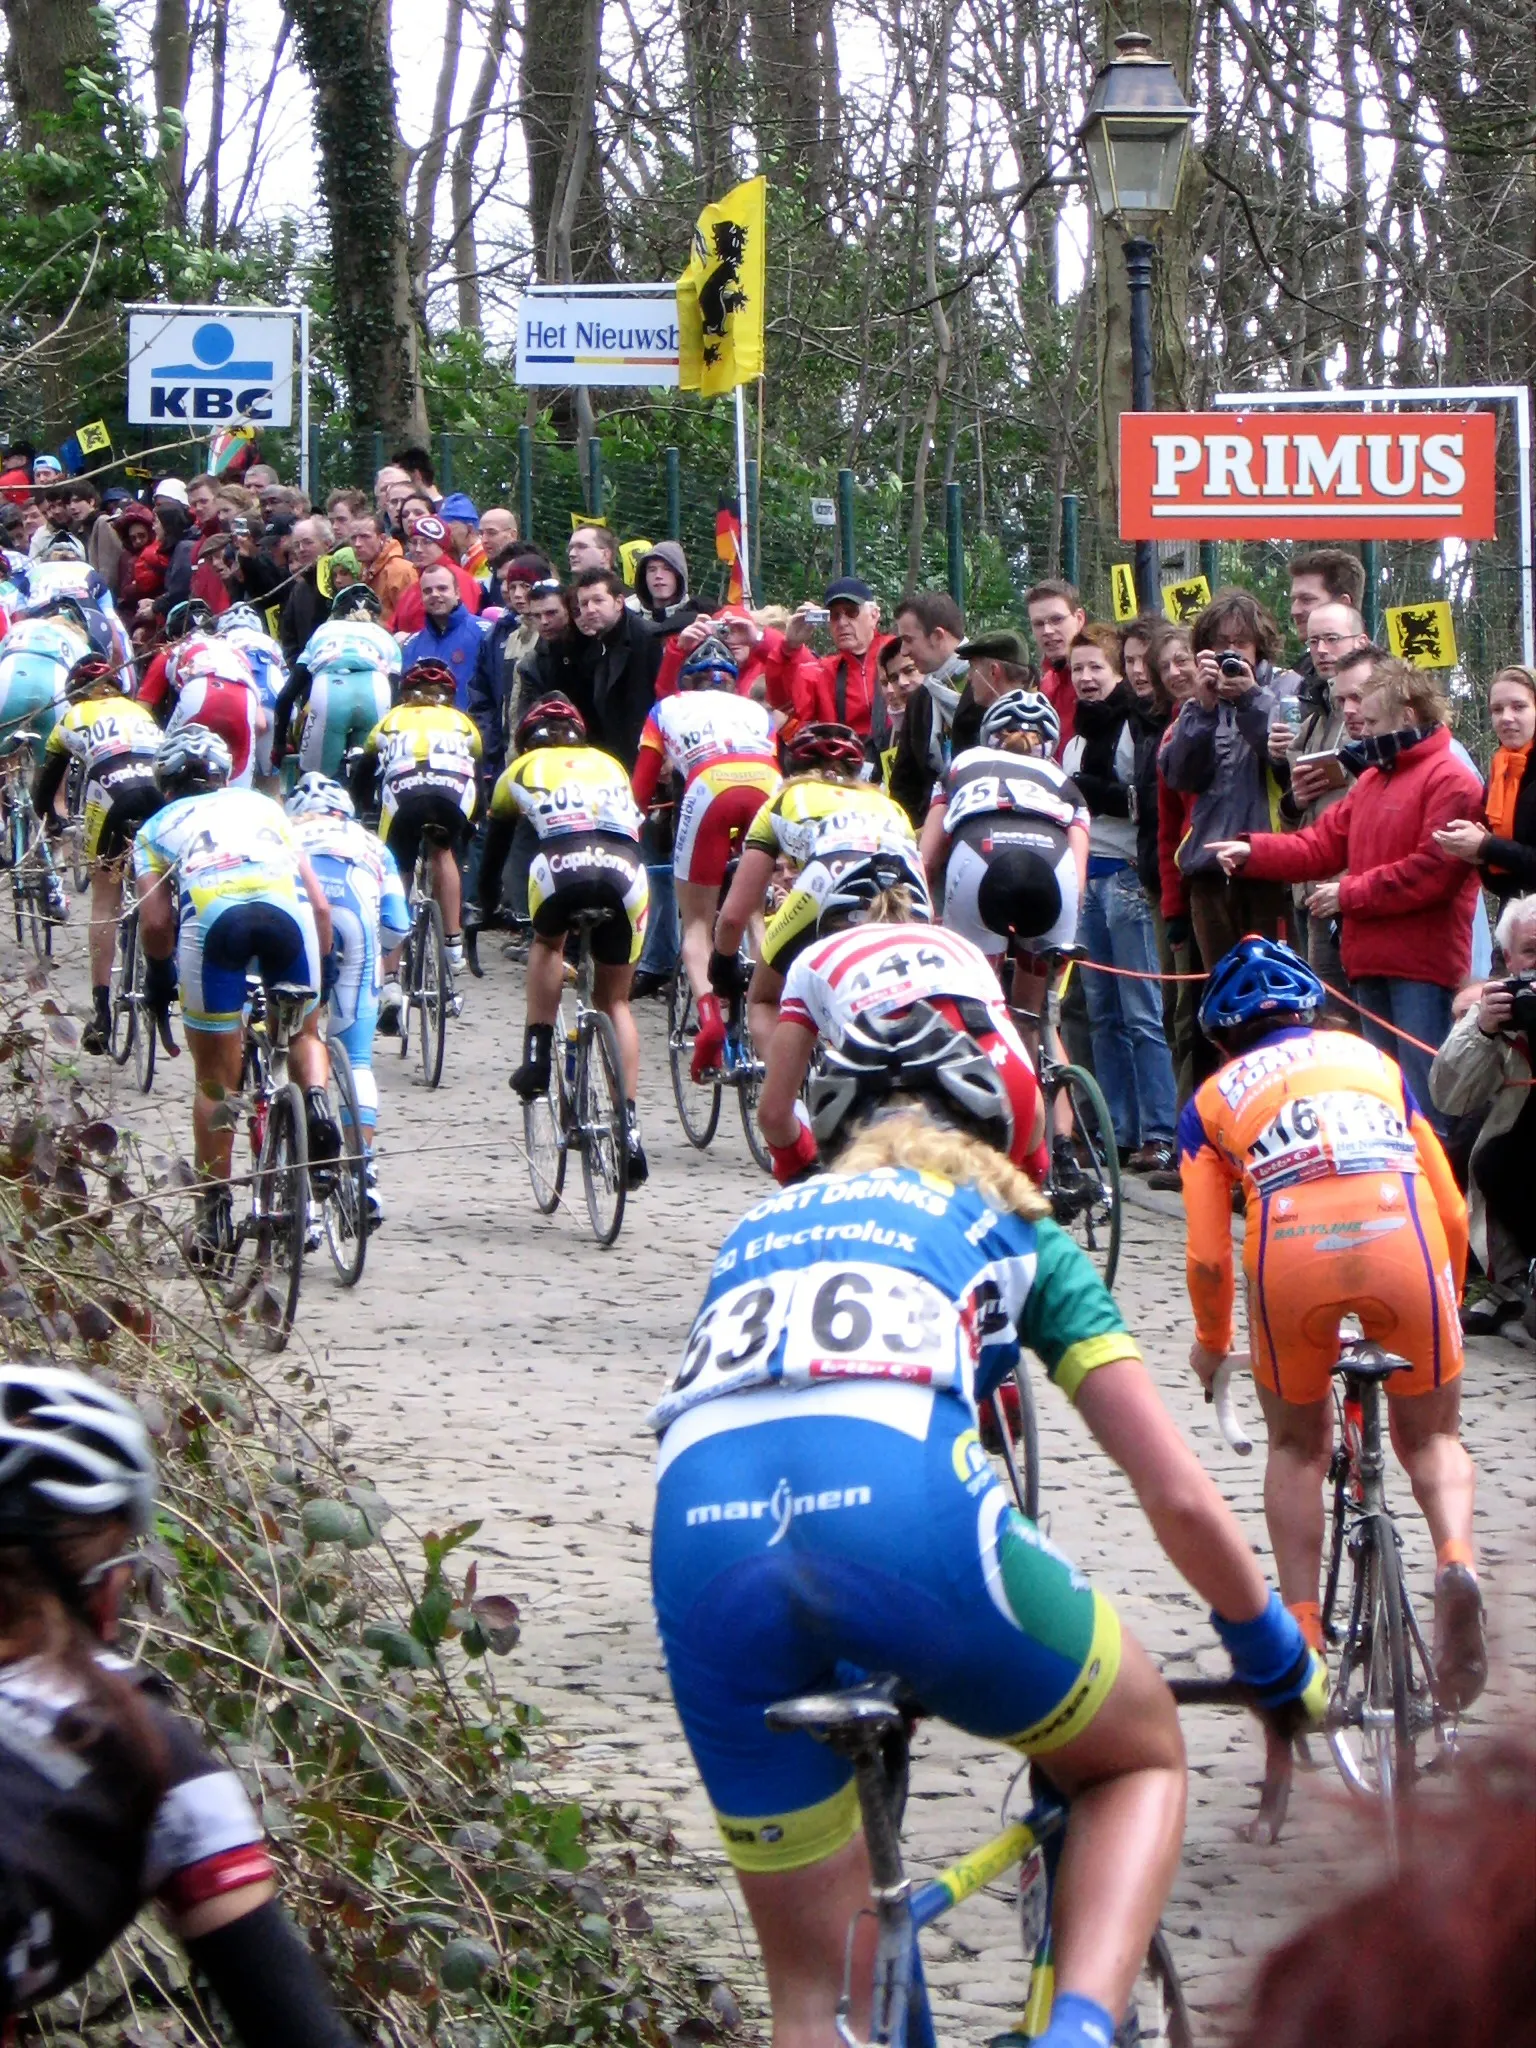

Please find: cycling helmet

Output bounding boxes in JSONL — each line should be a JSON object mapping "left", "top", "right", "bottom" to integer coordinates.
{"left": 815, "top": 847, "right": 932, "bottom": 932}
{"left": 65, "top": 655, "right": 117, "bottom": 702}
{"left": 515, "top": 694, "right": 587, "bottom": 751}
{"left": 284, "top": 772, "right": 355, "bottom": 822}
{"left": 329, "top": 583, "right": 381, "bottom": 621}
{"left": 678, "top": 634, "right": 739, "bottom": 689}
{"left": 979, "top": 690, "right": 1060, "bottom": 754}
{"left": 166, "top": 598, "right": 217, "bottom": 641}
{"left": 0, "top": 1366, "right": 156, "bottom": 1539}
{"left": 39, "top": 531, "right": 86, "bottom": 563}
{"left": 217, "top": 602, "right": 264, "bottom": 636}
{"left": 400, "top": 658, "right": 457, "bottom": 703}
{"left": 1199, "top": 934, "right": 1325, "bottom": 1037}
{"left": 807, "top": 1000, "right": 1015, "bottom": 1159}
{"left": 25, "top": 594, "right": 113, "bottom": 658}
{"left": 155, "top": 726, "right": 232, "bottom": 796}
{"left": 781, "top": 722, "right": 867, "bottom": 775}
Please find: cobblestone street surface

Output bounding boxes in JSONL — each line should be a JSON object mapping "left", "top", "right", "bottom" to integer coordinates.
{"left": 66, "top": 925, "right": 1536, "bottom": 2043}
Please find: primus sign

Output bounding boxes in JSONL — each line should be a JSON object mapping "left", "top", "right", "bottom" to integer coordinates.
{"left": 127, "top": 310, "right": 296, "bottom": 426}
{"left": 1120, "top": 411, "right": 1498, "bottom": 540}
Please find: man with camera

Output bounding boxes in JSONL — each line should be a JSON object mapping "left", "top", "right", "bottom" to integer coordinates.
{"left": 1431, "top": 894, "right": 1536, "bottom": 1338}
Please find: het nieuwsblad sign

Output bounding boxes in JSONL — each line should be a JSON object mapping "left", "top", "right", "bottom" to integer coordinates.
{"left": 1119, "top": 412, "right": 1497, "bottom": 540}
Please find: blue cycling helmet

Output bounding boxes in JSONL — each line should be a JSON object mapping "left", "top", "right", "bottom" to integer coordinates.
{"left": 678, "top": 634, "right": 739, "bottom": 688}
{"left": 1199, "top": 935, "right": 1325, "bottom": 1037}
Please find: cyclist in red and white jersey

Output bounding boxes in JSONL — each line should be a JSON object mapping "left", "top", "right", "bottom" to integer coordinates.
{"left": 140, "top": 601, "right": 267, "bottom": 787}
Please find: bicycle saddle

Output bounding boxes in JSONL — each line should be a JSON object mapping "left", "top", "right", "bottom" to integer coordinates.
{"left": 766, "top": 1676, "right": 924, "bottom": 1751}
{"left": 1333, "top": 1342, "right": 1411, "bottom": 1383}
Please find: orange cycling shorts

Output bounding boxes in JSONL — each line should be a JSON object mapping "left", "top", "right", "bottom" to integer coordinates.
{"left": 1244, "top": 1172, "right": 1463, "bottom": 1405}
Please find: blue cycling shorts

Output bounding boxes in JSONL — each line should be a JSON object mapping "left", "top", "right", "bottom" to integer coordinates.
{"left": 178, "top": 898, "right": 320, "bottom": 1034}
{"left": 651, "top": 1381, "right": 1120, "bottom": 1874}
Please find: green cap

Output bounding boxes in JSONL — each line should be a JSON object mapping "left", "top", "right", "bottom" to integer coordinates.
{"left": 956, "top": 628, "right": 1032, "bottom": 668}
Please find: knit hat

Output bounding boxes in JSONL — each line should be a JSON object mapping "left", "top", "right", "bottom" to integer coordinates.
{"left": 439, "top": 492, "right": 480, "bottom": 525}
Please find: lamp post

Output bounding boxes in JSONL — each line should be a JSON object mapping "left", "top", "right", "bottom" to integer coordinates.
{"left": 1078, "top": 32, "right": 1195, "bottom": 613}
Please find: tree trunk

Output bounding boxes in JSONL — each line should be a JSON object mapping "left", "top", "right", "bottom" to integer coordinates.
{"left": 288, "top": 0, "right": 427, "bottom": 441}
{"left": 152, "top": 0, "right": 192, "bottom": 228}
{"left": 409, "top": 0, "right": 464, "bottom": 308}
{"left": 200, "top": 0, "right": 228, "bottom": 249}
{"left": 680, "top": 0, "right": 741, "bottom": 195}
{"left": 448, "top": 0, "right": 510, "bottom": 331}
{"left": 521, "top": 0, "right": 613, "bottom": 281}
{"left": 747, "top": 0, "right": 840, "bottom": 193}
{"left": 904, "top": 0, "right": 956, "bottom": 593}
{"left": 1, "top": 0, "right": 104, "bottom": 144}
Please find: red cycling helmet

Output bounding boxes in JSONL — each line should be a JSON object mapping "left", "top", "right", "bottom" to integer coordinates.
{"left": 516, "top": 694, "right": 587, "bottom": 751}
{"left": 64, "top": 655, "right": 118, "bottom": 702}
{"left": 401, "top": 658, "right": 457, "bottom": 701}
{"left": 782, "top": 722, "right": 867, "bottom": 775}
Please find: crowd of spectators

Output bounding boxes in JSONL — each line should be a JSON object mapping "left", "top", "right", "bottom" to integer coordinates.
{"left": 3, "top": 436, "right": 1532, "bottom": 1331}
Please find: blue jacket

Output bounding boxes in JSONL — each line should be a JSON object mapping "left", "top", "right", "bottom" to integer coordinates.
{"left": 402, "top": 604, "right": 484, "bottom": 715}
{"left": 468, "top": 610, "right": 526, "bottom": 786}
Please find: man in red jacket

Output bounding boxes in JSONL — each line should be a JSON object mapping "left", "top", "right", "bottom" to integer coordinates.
{"left": 1209, "top": 655, "right": 1481, "bottom": 1129}
{"left": 767, "top": 577, "right": 888, "bottom": 737}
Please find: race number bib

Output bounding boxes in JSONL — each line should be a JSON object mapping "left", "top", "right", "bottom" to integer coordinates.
{"left": 945, "top": 774, "right": 1076, "bottom": 834}
{"left": 648, "top": 1275, "right": 794, "bottom": 1431}
{"left": 779, "top": 1262, "right": 963, "bottom": 1392}
{"left": 1248, "top": 1090, "right": 1419, "bottom": 1192}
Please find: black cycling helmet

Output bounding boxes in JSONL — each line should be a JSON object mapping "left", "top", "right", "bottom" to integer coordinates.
{"left": 155, "top": 726, "right": 232, "bottom": 796}
{"left": 979, "top": 690, "right": 1060, "bottom": 754}
{"left": 0, "top": 1365, "right": 156, "bottom": 1541}
{"left": 782, "top": 722, "right": 867, "bottom": 775}
{"left": 1199, "top": 935, "right": 1325, "bottom": 1038}
{"left": 814, "top": 847, "right": 932, "bottom": 933}
{"left": 166, "top": 598, "right": 217, "bottom": 641}
{"left": 806, "top": 1000, "right": 1015, "bottom": 1159}
{"left": 65, "top": 655, "right": 117, "bottom": 702}
{"left": 400, "top": 658, "right": 457, "bottom": 702}
{"left": 329, "top": 583, "right": 382, "bottom": 621}
{"left": 678, "top": 634, "right": 740, "bottom": 689}
{"left": 515, "top": 694, "right": 587, "bottom": 751}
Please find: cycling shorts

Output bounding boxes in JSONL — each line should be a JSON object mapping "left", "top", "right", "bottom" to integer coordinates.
{"left": 0, "top": 664, "right": 61, "bottom": 761}
{"left": 385, "top": 789, "right": 473, "bottom": 884}
{"left": 943, "top": 819, "right": 1078, "bottom": 962}
{"left": 300, "top": 669, "right": 393, "bottom": 780}
{"left": 652, "top": 1380, "right": 1120, "bottom": 1874}
{"left": 1246, "top": 1173, "right": 1464, "bottom": 1404}
{"left": 675, "top": 761, "right": 781, "bottom": 888}
{"left": 177, "top": 897, "right": 321, "bottom": 1034}
{"left": 84, "top": 765, "right": 159, "bottom": 864}
{"left": 528, "top": 833, "right": 649, "bottom": 967}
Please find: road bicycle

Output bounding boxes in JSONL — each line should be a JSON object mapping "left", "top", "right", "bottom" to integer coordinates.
{"left": 314, "top": 1032, "right": 369, "bottom": 1287}
{"left": 766, "top": 1670, "right": 1278, "bottom": 2048}
{"left": 208, "top": 982, "right": 313, "bottom": 1349}
{"left": 667, "top": 957, "right": 772, "bottom": 1173}
{"left": 395, "top": 839, "right": 454, "bottom": 1088}
{"left": 1008, "top": 949, "right": 1121, "bottom": 1289}
{"left": 63, "top": 756, "right": 92, "bottom": 894}
{"left": 1212, "top": 1331, "right": 1455, "bottom": 1865}
{"left": 0, "top": 730, "right": 62, "bottom": 963}
{"left": 519, "top": 909, "right": 630, "bottom": 1247}
{"left": 107, "top": 900, "right": 175, "bottom": 1094}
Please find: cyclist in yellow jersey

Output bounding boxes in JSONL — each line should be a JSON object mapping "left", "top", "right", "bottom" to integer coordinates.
{"left": 350, "top": 659, "right": 480, "bottom": 990}
{"left": 33, "top": 656, "right": 163, "bottom": 1053}
{"left": 468, "top": 694, "right": 651, "bottom": 1184}
{"left": 709, "top": 722, "right": 917, "bottom": 1056}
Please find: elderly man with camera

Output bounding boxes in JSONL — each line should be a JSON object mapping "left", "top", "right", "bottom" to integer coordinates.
{"left": 1430, "top": 894, "right": 1536, "bottom": 1338}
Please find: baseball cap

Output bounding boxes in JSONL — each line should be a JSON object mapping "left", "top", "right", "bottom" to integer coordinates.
{"left": 438, "top": 492, "right": 480, "bottom": 524}
{"left": 824, "top": 576, "right": 876, "bottom": 606}
{"left": 152, "top": 477, "right": 189, "bottom": 506}
{"left": 31, "top": 454, "right": 63, "bottom": 481}
{"left": 957, "top": 629, "right": 1032, "bottom": 668}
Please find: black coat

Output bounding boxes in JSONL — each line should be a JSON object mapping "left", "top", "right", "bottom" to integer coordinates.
{"left": 279, "top": 569, "right": 331, "bottom": 668}
{"left": 1132, "top": 700, "right": 1172, "bottom": 900}
{"left": 568, "top": 610, "right": 663, "bottom": 769}
{"left": 1480, "top": 746, "right": 1536, "bottom": 901}
{"left": 886, "top": 680, "right": 985, "bottom": 830}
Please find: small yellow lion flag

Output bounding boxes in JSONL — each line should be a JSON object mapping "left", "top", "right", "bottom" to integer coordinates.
{"left": 678, "top": 176, "right": 766, "bottom": 399}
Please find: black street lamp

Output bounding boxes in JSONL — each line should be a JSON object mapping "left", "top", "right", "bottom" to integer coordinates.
{"left": 1078, "top": 32, "right": 1196, "bottom": 612}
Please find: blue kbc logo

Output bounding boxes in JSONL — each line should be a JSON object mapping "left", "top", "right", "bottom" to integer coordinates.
{"left": 148, "top": 322, "right": 275, "bottom": 422}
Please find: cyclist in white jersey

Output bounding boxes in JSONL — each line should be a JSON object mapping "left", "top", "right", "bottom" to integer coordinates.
{"left": 756, "top": 846, "right": 1048, "bottom": 1184}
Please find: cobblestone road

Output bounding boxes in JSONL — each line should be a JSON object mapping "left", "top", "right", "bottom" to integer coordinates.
{"left": 65, "top": 926, "right": 1536, "bottom": 2044}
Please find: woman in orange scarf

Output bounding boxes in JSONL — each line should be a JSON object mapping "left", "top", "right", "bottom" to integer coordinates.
{"left": 1433, "top": 664, "right": 1536, "bottom": 911}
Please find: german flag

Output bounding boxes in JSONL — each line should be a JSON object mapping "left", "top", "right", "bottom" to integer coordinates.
{"left": 715, "top": 496, "right": 744, "bottom": 603}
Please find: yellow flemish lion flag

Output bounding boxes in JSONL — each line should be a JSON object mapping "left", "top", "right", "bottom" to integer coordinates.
{"left": 677, "top": 176, "right": 766, "bottom": 398}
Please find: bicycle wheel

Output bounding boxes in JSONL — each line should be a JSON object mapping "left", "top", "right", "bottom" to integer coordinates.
{"left": 989, "top": 1363, "right": 1040, "bottom": 1524}
{"left": 1326, "top": 1515, "right": 1417, "bottom": 1850}
{"left": 10, "top": 807, "right": 25, "bottom": 945}
{"left": 321, "top": 1042, "right": 368, "bottom": 1287}
{"left": 396, "top": 930, "right": 413, "bottom": 1060}
{"left": 131, "top": 933, "right": 157, "bottom": 1094}
{"left": 1047, "top": 1065, "right": 1122, "bottom": 1289}
{"left": 68, "top": 770, "right": 90, "bottom": 894}
{"left": 579, "top": 1011, "right": 628, "bottom": 1247}
{"left": 417, "top": 902, "right": 447, "bottom": 1089}
{"left": 254, "top": 1082, "right": 307, "bottom": 1349}
{"left": 736, "top": 1040, "right": 774, "bottom": 1174}
{"left": 668, "top": 965, "right": 721, "bottom": 1147}
{"left": 109, "top": 914, "right": 138, "bottom": 1066}
{"left": 1114, "top": 1929, "right": 1194, "bottom": 2048}
{"left": 523, "top": 1023, "right": 569, "bottom": 1214}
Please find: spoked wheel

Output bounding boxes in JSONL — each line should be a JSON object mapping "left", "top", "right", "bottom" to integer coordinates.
{"left": 1115, "top": 1929, "right": 1194, "bottom": 2048}
{"left": 735, "top": 1036, "right": 774, "bottom": 1174}
{"left": 417, "top": 902, "right": 447, "bottom": 1089}
{"left": 579, "top": 1012, "right": 628, "bottom": 1247}
{"left": 985, "top": 1362, "right": 1040, "bottom": 1524}
{"left": 130, "top": 932, "right": 157, "bottom": 1094}
{"left": 109, "top": 914, "right": 138, "bottom": 1066}
{"left": 523, "top": 1027, "right": 569, "bottom": 1215}
{"left": 320, "top": 1041, "right": 368, "bottom": 1287}
{"left": 68, "top": 772, "right": 90, "bottom": 894}
{"left": 396, "top": 930, "right": 413, "bottom": 1061}
{"left": 1047, "top": 1065, "right": 1122, "bottom": 1289}
{"left": 1326, "top": 1518, "right": 1435, "bottom": 1865}
{"left": 668, "top": 964, "right": 721, "bottom": 1147}
{"left": 253, "top": 1082, "right": 308, "bottom": 1349}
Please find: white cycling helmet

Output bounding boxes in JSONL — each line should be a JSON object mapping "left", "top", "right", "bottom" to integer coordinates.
{"left": 979, "top": 690, "right": 1060, "bottom": 753}
{"left": 285, "top": 772, "right": 355, "bottom": 822}
{"left": 218, "top": 603, "right": 265, "bottom": 637}
{"left": 0, "top": 1366, "right": 157, "bottom": 1538}
{"left": 155, "top": 726, "right": 233, "bottom": 795}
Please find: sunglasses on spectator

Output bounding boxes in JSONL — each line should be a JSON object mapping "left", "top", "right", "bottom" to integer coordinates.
{"left": 529, "top": 580, "right": 563, "bottom": 597}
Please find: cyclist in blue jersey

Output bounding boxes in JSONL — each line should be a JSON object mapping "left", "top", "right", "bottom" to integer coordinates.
{"left": 650, "top": 1005, "right": 1326, "bottom": 2048}
{"left": 284, "top": 774, "right": 410, "bottom": 1225}
{"left": 272, "top": 585, "right": 401, "bottom": 777}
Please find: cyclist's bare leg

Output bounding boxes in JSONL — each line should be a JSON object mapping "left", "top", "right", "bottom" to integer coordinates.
{"left": 524, "top": 935, "right": 567, "bottom": 1025}
{"left": 1388, "top": 1382, "right": 1476, "bottom": 1562}
{"left": 429, "top": 843, "right": 462, "bottom": 935}
{"left": 748, "top": 960, "right": 785, "bottom": 1056}
{"left": 594, "top": 961, "right": 640, "bottom": 1100}
{"left": 88, "top": 862, "right": 123, "bottom": 987}
{"left": 1253, "top": 1383, "right": 1334, "bottom": 1615}
{"left": 737, "top": 1835, "right": 877, "bottom": 2048}
{"left": 288, "top": 1008, "right": 330, "bottom": 1092}
{"left": 676, "top": 878, "right": 718, "bottom": 999}
{"left": 185, "top": 1026, "right": 245, "bottom": 1183}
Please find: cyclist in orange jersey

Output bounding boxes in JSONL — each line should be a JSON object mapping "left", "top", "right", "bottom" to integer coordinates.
{"left": 1179, "top": 936, "right": 1485, "bottom": 1711}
